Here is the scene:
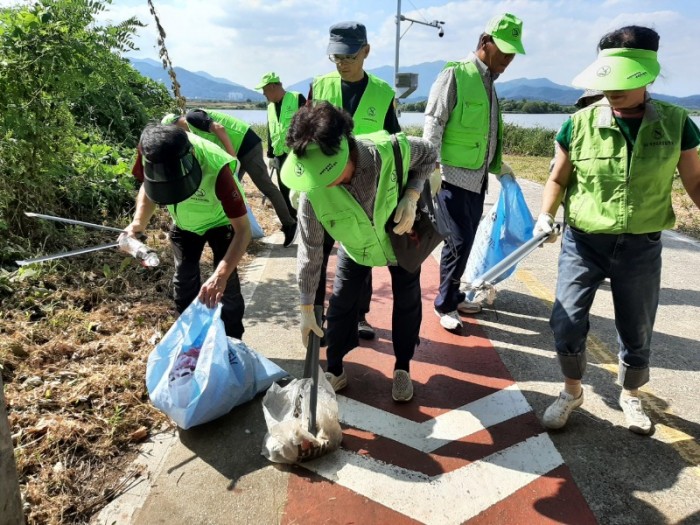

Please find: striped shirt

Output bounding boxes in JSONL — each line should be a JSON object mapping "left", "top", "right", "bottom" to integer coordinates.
{"left": 296, "top": 136, "right": 437, "bottom": 304}
{"left": 423, "top": 52, "right": 501, "bottom": 194}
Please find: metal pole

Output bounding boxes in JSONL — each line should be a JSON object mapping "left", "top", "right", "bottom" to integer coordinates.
{"left": 394, "top": 0, "right": 401, "bottom": 92}
{"left": 0, "top": 376, "right": 24, "bottom": 525}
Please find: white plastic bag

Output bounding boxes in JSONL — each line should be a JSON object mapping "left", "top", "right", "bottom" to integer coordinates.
{"left": 261, "top": 369, "right": 343, "bottom": 464}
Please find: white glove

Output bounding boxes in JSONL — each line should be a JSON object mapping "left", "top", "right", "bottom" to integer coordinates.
{"left": 533, "top": 213, "right": 559, "bottom": 244}
{"left": 300, "top": 304, "right": 323, "bottom": 347}
{"left": 289, "top": 189, "right": 300, "bottom": 210}
{"left": 392, "top": 189, "right": 420, "bottom": 235}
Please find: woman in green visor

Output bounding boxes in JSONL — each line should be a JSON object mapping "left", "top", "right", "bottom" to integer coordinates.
{"left": 534, "top": 26, "right": 700, "bottom": 435}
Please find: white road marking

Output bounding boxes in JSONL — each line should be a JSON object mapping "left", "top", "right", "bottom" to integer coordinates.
{"left": 305, "top": 433, "right": 564, "bottom": 525}
{"left": 338, "top": 384, "right": 532, "bottom": 453}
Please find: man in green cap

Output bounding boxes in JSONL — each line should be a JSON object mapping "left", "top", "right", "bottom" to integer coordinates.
{"left": 535, "top": 26, "right": 700, "bottom": 435}
{"left": 281, "top": 102, "right": 437, "bottom": 402}
{"left": 255, "top": 72, "right": 306, "bottom": 221}
{"left": 424, "top": 12, "right": 524, "bottom": 332}
{"left": 162, "top": 110, "right": 298, "bottom": 247}
{"left": 123, "top": 124, "right": 252, "bottom": 338}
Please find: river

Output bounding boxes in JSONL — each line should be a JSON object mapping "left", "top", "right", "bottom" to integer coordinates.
{"left": 218, "top": 109, "right": 700, "bottom": 131}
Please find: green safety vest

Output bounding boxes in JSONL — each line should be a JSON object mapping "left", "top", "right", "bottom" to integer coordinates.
{"left": 306, "top": 131, "right": 410, "bottom": 267}
{"left": 267, "top": 91, "right": 301, "bottom": 156}
{"left": 186, "top": 110, "right": 250, "bottom": 154}
{"left": 440, "top": 61, "right": 503, "bottom": 173}
{"left": 166, "top": 133, "right": 244, "bottom": 235}
{"left": 312, "top": 72, "right": 395, "bottom": 134}
{"left": 566, "top": 100, "right": 685, "bottom": 234}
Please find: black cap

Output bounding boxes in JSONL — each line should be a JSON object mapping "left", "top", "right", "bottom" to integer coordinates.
{"left": 327, "top": 21, "right": 367, "bottom": 55}
{"left": 140, "top": 125, "right": 202, "bottom": 205}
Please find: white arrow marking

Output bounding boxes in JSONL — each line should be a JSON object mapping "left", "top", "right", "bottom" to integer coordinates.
{"left": 305, "top": 433, "right": 564, "bottom": 525}
{"left": 338, "top": 384, "right": 532, "bottom": 452}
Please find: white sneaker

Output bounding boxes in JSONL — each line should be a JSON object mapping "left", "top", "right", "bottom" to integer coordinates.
{"left": 324, "top": 370, "right": 347, "bottom": 392}
{"left": 542, "top": 390, "right": 584, "bottom": 429}
{"left": 457, "top": 300, "right": 482, "bottom": 314}
{"left": 392, "top": 370, "right": 413, "bottom": 402}
{"left": 619, "top": 395, "right": 652, "bottom": 435}
{"left": 434, "top": 309, "right": 463, "bottom": 330}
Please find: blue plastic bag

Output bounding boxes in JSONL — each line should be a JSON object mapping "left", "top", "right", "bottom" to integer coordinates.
{"left": 463, "top": 175, "right": 534, "bottom": 298}
{"left": 146, "top": 300, "right": 287, "bottom": 429}
{"left": 247, "top": 204, "right": 265, "bottom": 239}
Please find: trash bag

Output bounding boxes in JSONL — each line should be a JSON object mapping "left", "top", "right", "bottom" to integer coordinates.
{"left": 247, "top": 204, "right": 265, "bottom": 239}
{"left": 146, "top": 300, "right": 288, "bottom": 429}
{"left": 261, "top": 369, "right": 343, "bottom": 464}
{"left": 463, "top": 175, "right": 534, "bottom": 300}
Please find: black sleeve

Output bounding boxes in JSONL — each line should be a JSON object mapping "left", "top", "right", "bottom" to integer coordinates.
{"left": 384, "top": 98, "right": 401, "bottom": 133}
{"left": 185, "top": 109, "right": 214, "bottom": 132}
{"left": 266, "top": 126, "right": 273, "bottom": 158}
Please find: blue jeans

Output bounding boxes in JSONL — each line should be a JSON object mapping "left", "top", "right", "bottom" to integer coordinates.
{"left": 325, "top": 247, "right": 421, "bottom": 375}
{"left": 434, "top": 181, "right": 486, "bottom": 313}
{"left": 550, "top": 226, "right": 662, "bottom": 389}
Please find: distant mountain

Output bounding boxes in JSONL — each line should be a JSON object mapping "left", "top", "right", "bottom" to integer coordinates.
{"left": 129, "top": 58, "right": 700, "bottom": 109}
{"left": 129, "top": 59, "right": 264, "bottom": 102}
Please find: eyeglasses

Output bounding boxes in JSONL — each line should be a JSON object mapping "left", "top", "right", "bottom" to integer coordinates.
{"left": 328, "top": 48, "right": 364, "bottom": 64}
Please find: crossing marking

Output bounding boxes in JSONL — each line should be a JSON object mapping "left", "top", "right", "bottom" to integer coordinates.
{"left": 338, "top": 384, "right": 532, "bottom": 453}
{"left": 304, "top": 433, "right": 564, "bottom": 525}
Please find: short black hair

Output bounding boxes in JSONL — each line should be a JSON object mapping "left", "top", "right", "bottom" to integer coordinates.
{"left": 185, "top": 109, "right": 215, "bottom": 133}
{"left": 286, "top": 101, "right": 355, "bottom": 157}
{"left": 139, "top": 124, "right": 190, "bottom": 163}
{"left": 598, "top": 26, "right": 660, "bottom": 52}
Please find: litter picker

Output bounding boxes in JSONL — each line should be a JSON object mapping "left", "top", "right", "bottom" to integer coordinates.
{"left": 16, "top": 212, "right": 158, "bottom": 267}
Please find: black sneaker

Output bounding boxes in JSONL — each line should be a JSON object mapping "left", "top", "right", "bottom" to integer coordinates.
{"left": 358, "top": 318, "right": 375, "bottom": 340}
{"left": 282, "top": 222, "right": 297, "bottom": 247}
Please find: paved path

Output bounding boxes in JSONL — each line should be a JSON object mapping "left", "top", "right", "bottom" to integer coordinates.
{"left": 95, "top": 176, "right": 700, "bottom": 525}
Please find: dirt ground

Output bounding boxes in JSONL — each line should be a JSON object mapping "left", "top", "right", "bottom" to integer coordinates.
{"left": 0, "top": 178, "right": 279, "bottom": 525}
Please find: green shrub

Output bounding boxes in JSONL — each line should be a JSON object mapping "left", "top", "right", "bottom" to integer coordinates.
{"left": 502, "top": 124, "right": 556, "bottom": 157}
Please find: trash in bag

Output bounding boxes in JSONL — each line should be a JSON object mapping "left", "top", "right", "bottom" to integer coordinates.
{"left": 146, "top": 300, "right": 288, "bottom": 429}
{"left": 463, "top": 174, "right": 534, "bottom": 302}
{"left": 261, "top": 369, "right": 343, "bottom": 464}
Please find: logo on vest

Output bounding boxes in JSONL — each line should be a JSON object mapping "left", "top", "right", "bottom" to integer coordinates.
{"left": 391, "top": 169, "right": 397, "bottom": 183}
{"left": 190, "top": 188, "right": 207, "bottom": 201}
{"left": 644, "top": 128, "right": 674, "bottom": 147}
{"left": 596, "top": 66, "right": 611, "bottom": 77}
{"left": 367, "top": 107, "right": 376, "bottom": 118}
{"left": 294, "top": 162, "right": 304, "bottom": 177}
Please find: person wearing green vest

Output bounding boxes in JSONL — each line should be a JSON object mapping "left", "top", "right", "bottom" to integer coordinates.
{"left": 281, "top": 102, "right": 437, "bottom": 402}
{"left": 162, "top": 110, "right": 298, "bottom": 247}
{"left": 309, "top": 21, "right": 402, "bottom": 342}
{"left": 123, "top": 124, "right": 252, "bottom": 338}
{"left": 255, "top": 72, "right": 306, "bottom": 221}
{"left": 536, "top": 26, "right": 700, "bottom": 435}
{"left": 424, "top": 13, "right": 524, "bottom": 332}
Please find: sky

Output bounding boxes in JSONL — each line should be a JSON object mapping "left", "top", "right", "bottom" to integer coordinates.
{"left": 4, "top": 0, "right": 700, "bottom": 97}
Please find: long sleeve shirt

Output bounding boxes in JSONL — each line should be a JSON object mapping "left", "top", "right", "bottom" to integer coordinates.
{"left": 423, "top": 52, "right": 501, "bottom": 194}
{"left": 296, "top": 136, "right": 437, "bottom": 304}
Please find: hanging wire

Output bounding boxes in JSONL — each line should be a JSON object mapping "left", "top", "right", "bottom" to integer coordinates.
{"left": 147, "top": 0, "right": 186, "bottom": 114}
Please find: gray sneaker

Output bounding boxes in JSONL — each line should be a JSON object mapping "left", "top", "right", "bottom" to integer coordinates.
{"left": 324, "top": 370, "right": 347, "bottom": 392}
{"left": 392, "top": 370, "right": 413, "bottom": 402}
{"left": 435, "top": 309, "right": 463, "bottom": 330}
{"left": 619, "top": 395, "right": 652, "bottom": 435}
{"left": 542, "top": 390, "right": 584, "bottom": 429}
{"left": 457, "top": 300, "right": 482, "bottom": 314}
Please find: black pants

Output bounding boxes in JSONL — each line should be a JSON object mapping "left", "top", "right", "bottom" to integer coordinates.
{"left": 169, "top": 224, "right": 245, "bottom": 339}
{"left": 315, "top": 230, "right": 372, "bottom": 317}
{"left": 274, "top": 153, "right": 296, "bottom": 221}
{"left": 325, "top": 247, "right": 421, "bottom": 374}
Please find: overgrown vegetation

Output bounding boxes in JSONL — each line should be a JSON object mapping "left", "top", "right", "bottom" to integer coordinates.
{"left": 0, "top": 0, "right": 171, "bottom": 265}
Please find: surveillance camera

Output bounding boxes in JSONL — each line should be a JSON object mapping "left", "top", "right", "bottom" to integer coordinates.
{"left": 438, "top": 28, "right": 444, "bottom": 37}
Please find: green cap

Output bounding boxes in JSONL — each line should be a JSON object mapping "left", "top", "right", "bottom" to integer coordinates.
{"left": 280, "top": 138, "right": 349, "bottom": 192}
{"left": 572, "top": 48, "right": 660, "bottom": 91}
{"left": 485, "top": 13, "right": 525, "bottom": 54}
{"left": 161, "top": 113, "right": 180, "bottom": 125}
{"left": 255, "top": 72, "right": 281, "bottom": 90}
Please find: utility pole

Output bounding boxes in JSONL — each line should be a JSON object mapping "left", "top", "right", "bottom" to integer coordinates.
{"left": 0, "top": 377, "right": 24, "bottom": 525}
{"left": 393, "top": 0, "right": 445, "bottom": 100}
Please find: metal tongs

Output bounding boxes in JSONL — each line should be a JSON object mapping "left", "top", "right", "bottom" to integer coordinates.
{"left": 15, "top": 212, "right": 127, "bottom": 266}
